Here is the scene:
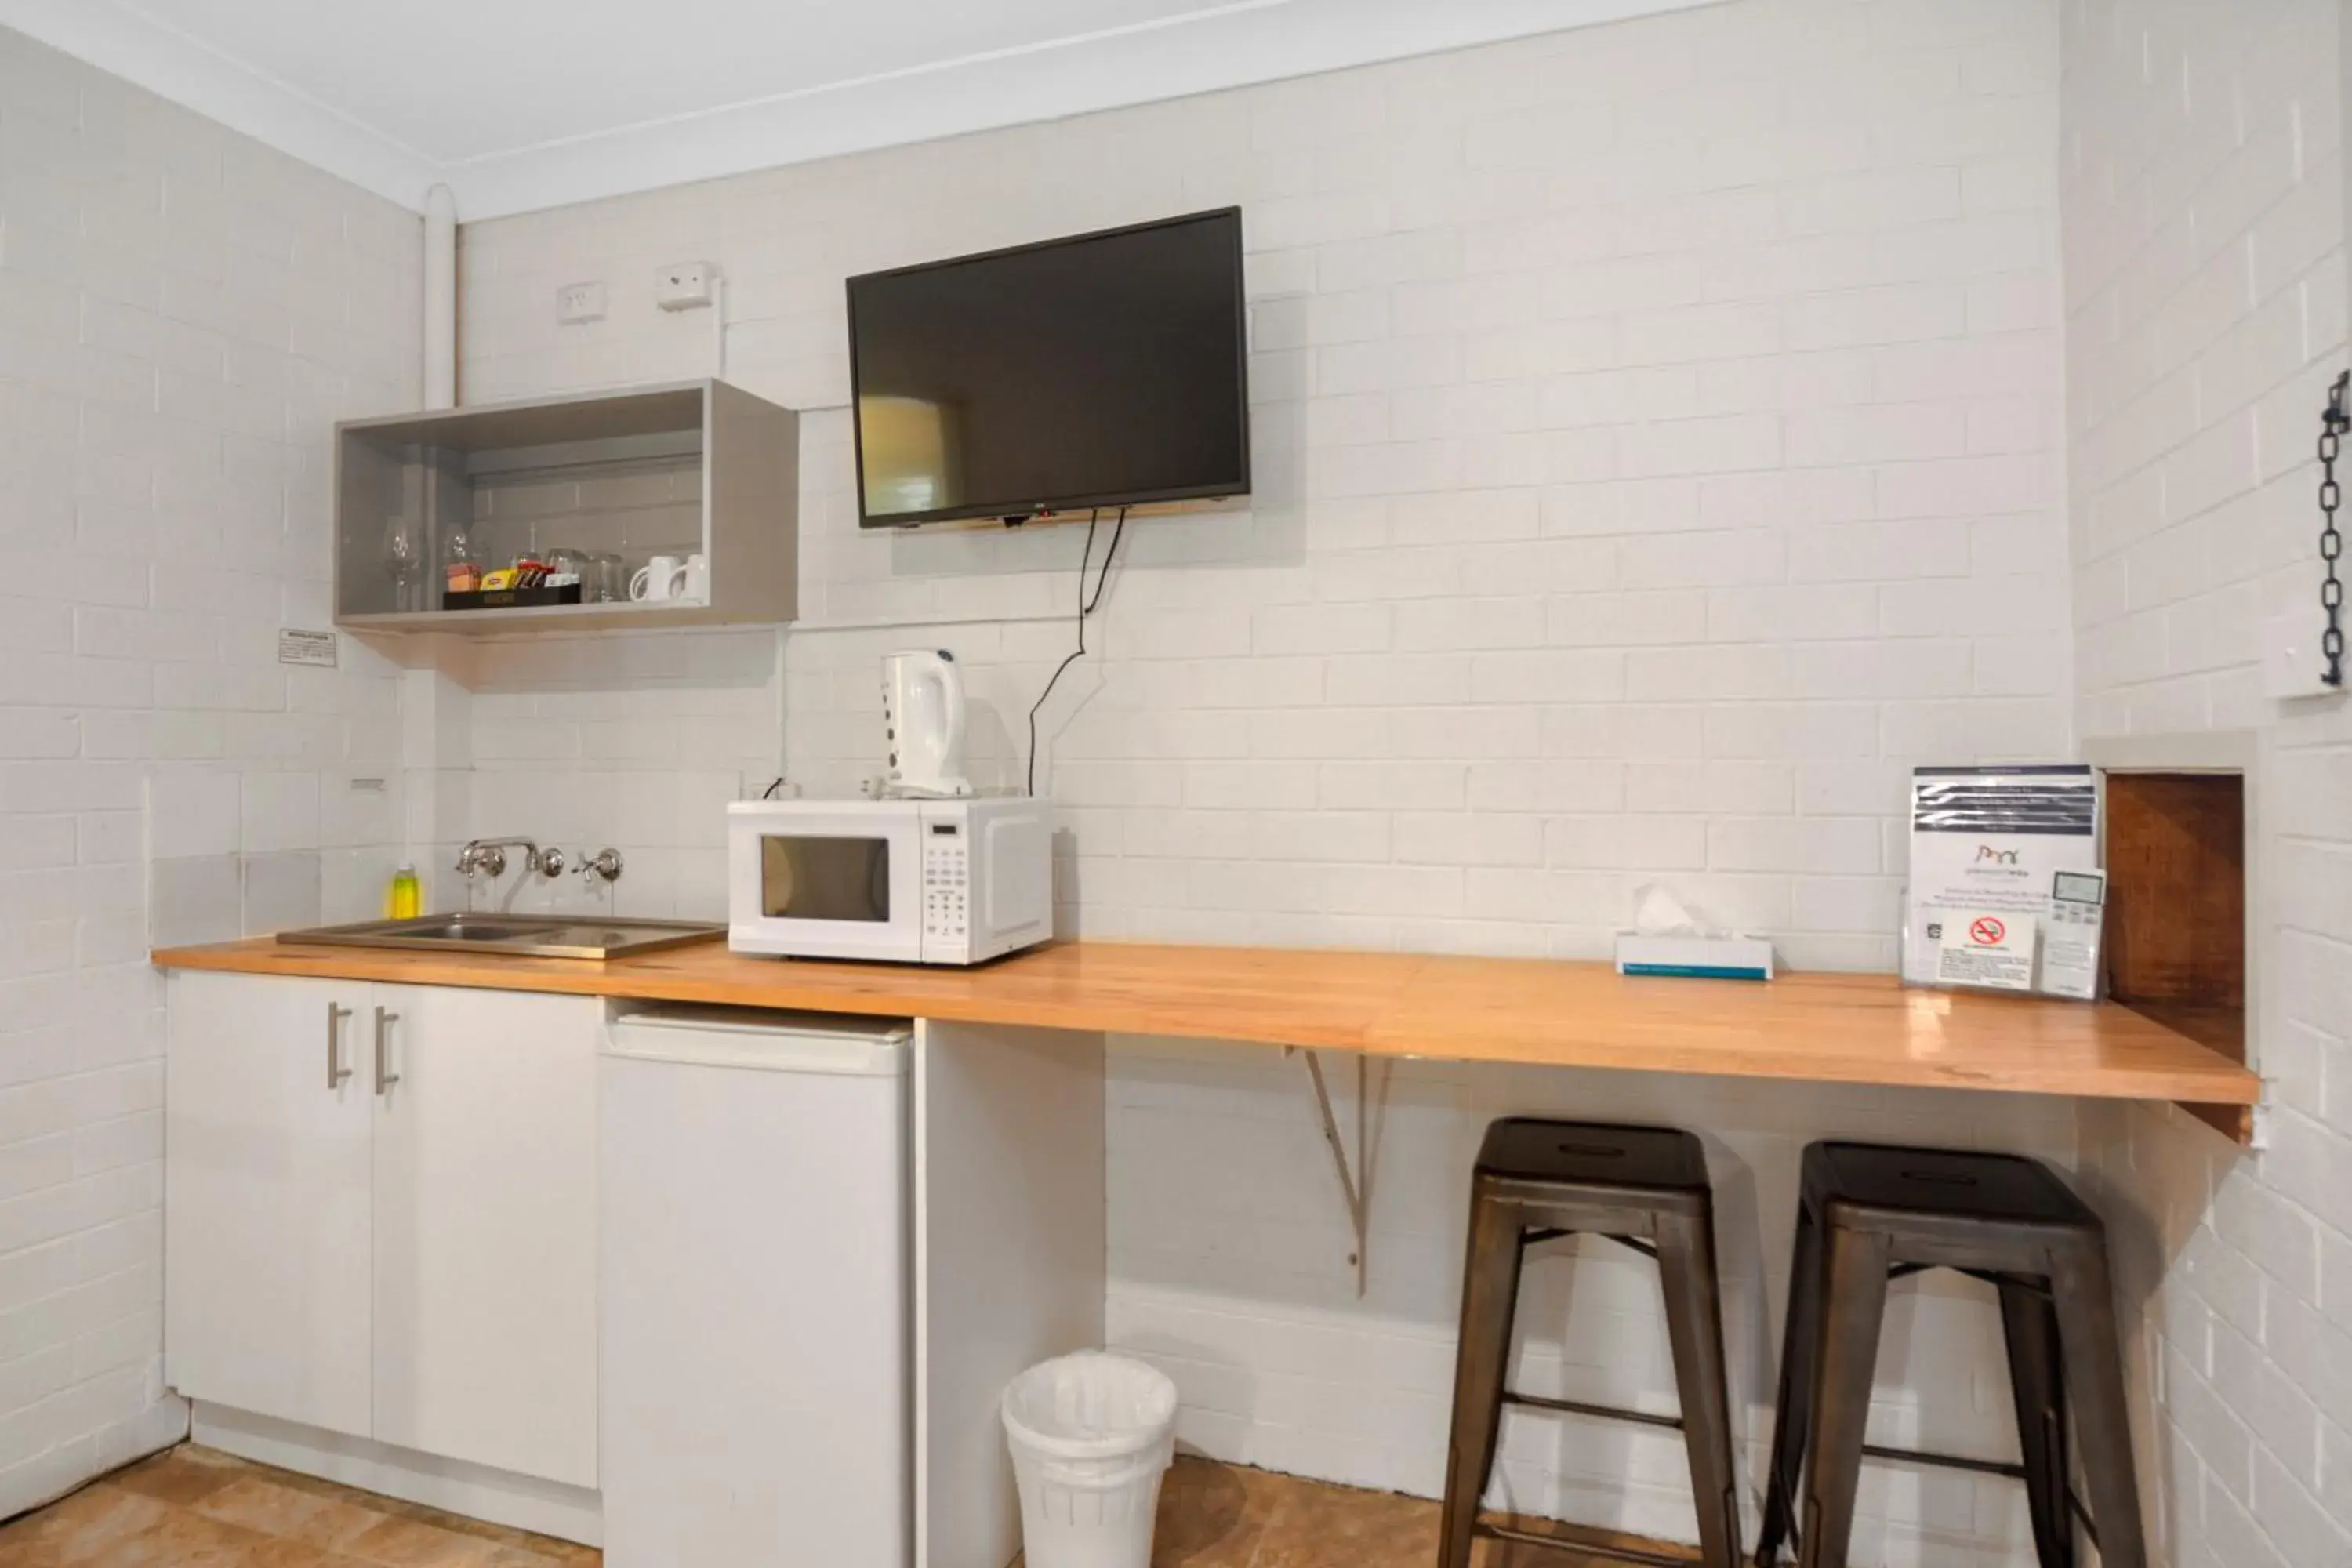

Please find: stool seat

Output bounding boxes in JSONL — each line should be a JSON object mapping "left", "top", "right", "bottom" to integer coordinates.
{"left": 1442, "top": 1118, "right": 1739, "bottom": 1568}
{"left": 1810, "top": 1142, "right": 2095, "bottom": 1226}
{"left": 1478, "top": 1116, "right": 1709, "bottom": 1190}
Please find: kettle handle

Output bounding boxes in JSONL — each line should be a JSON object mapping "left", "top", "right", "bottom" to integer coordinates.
{"left": 928, "top": 653, "right": 965, "bottom": 767}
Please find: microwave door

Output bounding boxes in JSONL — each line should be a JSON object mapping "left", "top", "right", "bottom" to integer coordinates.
{"left": 761, "top": 835, "right": 891, "bottom": 922}
{"left": 736, "top": 821, "right": 921, "bottom": 960}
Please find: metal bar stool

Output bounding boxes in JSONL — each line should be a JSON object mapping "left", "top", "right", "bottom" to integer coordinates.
{"left": 1439, "top": 1117, "right": 1742, "bottom": 1568}
{"left": 1753, "top": 1142, "right": 2146, "bottom": 1568}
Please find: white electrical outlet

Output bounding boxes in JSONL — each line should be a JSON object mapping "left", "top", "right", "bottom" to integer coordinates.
{"left": 557, "top": 281, "right": 607, "bottom": 324}
{"left": 656, "top": 262, "right": 715, "bottom": 311}
{"left": 2262, "top": 601, "right": 2344, "bottom": 699}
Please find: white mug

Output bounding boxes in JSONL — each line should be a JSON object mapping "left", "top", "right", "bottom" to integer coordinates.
{"left": 679, "top": 553, "right": 709, "bottom": 604}
{"left": 630, "top": 554, "right": 685, "bottom": 602}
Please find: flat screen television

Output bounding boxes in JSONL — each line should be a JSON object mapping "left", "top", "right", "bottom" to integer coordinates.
{"left": 847, "top": 208, "right": 1250, "bottom": 528}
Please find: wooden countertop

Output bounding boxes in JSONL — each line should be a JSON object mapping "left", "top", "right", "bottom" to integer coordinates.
{"left": 152, "top": 937, "right": 2261, "bottom": 1129}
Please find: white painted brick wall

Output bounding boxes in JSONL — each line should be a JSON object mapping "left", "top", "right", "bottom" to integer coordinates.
{"left": 458, "top": 3, "right": 2074, "bottom": 950}
{"left": 448, "top": 2, "right": 2082, "bottom": 1559}
{"left": 2062, "top": 0, "right": 2352, "bottom": 1563}
{"left": 0, "top": 25, "right": 419, "bottom": 1516}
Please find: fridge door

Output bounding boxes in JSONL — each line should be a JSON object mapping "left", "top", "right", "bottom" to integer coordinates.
{"left": 599, "top": 1009, "right": 911, "bottom": 1568}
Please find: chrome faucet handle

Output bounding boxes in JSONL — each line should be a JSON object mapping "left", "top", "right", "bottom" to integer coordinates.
{"left": 455, "top": 842, "right": 508, "bottom": 879}
{"left": 575, "top": 848, "right": 624, "bottom": 884}
{"left": 531, "top": 846, "right": 567, "bottom": 879}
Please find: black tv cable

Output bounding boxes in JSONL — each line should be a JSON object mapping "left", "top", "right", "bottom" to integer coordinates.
{"left": 1025, "top": 506, "right": 1128, "bottom": 797}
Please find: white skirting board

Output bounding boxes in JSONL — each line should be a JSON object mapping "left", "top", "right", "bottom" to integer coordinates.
{"left": 915, "top": 1021, "right": 1108, "bottom": 1568}
{"left": 189, "top": 1403, "right": 603, "bottom": 1547}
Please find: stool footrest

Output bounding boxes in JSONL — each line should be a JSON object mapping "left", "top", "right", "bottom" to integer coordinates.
{"left": 1857, "top": 1445, "right": 2099, "bottom": 1544}
{"left": 1503, "top": 1388, "right": 1684, "bottom": 1432}
{"left": 1769, "top": 1487, "right": 2096, "bottom": 1568}
{"left": 1859, "top": 1442, "right": 2024, "bottom": 1480}
{"left": 1475, "top": 1518, "right": 1700, "bottom": 1567}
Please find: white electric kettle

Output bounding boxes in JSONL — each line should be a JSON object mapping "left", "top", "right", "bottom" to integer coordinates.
{"left": 882, "top": 649, "right": 973, "bottom": 798}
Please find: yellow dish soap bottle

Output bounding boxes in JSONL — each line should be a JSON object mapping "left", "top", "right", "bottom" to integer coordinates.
{"left": 387, "top": 863, "right": 422, "bottom": 920}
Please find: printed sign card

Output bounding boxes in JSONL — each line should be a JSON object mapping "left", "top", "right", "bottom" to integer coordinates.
{"left": 1903, "top": 765, "right": 2099, "bottom": 993}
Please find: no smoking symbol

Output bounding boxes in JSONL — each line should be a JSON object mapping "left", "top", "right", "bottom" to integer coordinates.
{"left": 1969, "top": 916, "right": 2006, "bottom": 946}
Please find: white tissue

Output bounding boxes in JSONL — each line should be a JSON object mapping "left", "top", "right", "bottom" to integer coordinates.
{"left": 1631, "top": 883, "right": 1714, "bottom": 938}
{"left": 1618, "top": 884, "right": 1774, "bottom": 978}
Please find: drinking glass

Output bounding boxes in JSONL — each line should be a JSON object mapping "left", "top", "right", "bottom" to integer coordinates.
{"left": 590, "top": 553, "right": 627, "bottom": 604}
{"left": 382, "top": 516, "right": 422, "bottom": 612}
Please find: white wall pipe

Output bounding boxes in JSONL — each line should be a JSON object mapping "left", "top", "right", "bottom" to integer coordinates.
{"left": 423, "top": 183, "right": 458, "bottom": 408}
{"left": 711, "top": 272, "right": 728, "bottom": 379}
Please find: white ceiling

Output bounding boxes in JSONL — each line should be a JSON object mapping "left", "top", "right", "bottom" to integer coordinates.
{"left": 0, "top": 0, "right": 1715, "bottom": 218}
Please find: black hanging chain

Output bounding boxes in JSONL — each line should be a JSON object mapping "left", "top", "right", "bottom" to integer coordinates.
{"left": 2321, "top": 370, "right": 2348, "bottom": 688}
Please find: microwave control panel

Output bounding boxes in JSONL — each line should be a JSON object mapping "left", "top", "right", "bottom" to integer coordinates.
{"left": 921, "top": 823, "right": 968, "bottom": 945}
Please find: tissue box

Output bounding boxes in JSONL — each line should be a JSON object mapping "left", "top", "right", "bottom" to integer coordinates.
{"left": 1614, "top": 933, "right": 1775, "bottom": 981}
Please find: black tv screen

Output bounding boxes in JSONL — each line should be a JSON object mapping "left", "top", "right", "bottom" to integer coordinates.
{"left": 847, "top": 208, "right": 1250, "bottom": 528}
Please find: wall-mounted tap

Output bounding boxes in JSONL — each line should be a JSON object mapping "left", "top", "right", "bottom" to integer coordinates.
{"left": 455, "top": 838, "right": 519, "bottom": 880}
{"left": 575, "top": 848, "right": 624, "bottom": 885}
{"left": 455, "top": 837, "right": 567, "bottom": 880}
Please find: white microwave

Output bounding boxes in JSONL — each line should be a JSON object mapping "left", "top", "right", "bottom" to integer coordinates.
{"left": 726, "top": 797, "right": 1054, "bottom": 966}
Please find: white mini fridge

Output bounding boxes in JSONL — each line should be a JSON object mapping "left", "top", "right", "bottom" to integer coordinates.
{"left": 600, "top": 1007, "right": 915, "bottom": 1568}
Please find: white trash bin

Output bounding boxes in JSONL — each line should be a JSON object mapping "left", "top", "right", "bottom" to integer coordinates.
{"left": 1001, "top": 1352, "right": 1178, "bottom": 1568}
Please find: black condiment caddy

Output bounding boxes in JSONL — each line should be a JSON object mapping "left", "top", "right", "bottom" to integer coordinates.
{"left": 442, "top": 584, "right": 584, "bottom": 612}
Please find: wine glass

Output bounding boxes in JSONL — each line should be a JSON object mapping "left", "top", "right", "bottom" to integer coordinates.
{"left": 382, "top": 517, "right": 421, "bottom": 612}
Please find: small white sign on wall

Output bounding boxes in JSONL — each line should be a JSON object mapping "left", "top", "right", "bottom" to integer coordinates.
{"left": 278, "top": 629, "right": 338, "bottom": 668}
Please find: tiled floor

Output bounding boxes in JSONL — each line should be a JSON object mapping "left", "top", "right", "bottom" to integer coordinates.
{"left": 0, "top": 1446, "right": 596, "bottom": 1566}
{"left": 1109, "top": 1458, "right": 1635, "bottom": 1567}
{"left": 0, "top": 1446, "right": 1646, "bottom": 1566}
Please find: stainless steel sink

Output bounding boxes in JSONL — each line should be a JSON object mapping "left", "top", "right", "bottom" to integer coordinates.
{"left": 278, "top": 912, "right": 725, "bottom": 960}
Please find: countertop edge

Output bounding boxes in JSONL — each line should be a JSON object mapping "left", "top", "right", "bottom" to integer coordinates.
{"left": 149, "top": 939, "right": 2265, "bottom": 1109}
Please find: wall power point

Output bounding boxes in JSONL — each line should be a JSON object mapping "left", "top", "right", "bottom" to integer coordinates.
{"left": 657, "top": 262, "right": 716, "bottom": 311}
{"left": 556, "top": 281, "right": 606, "bottom": 324}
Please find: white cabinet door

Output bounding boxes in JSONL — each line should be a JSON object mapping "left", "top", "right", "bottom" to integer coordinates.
{"left": 368, "top": 985, "right": 600, "bottom": 1488}
{"left": 165, "top": 970, "right": 374, "bottom": 1439}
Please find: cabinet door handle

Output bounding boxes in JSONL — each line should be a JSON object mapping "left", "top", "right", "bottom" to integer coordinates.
{"left": 373, "top": 1007, "right": 401, "bottom": 1096}
{"left": 325, "top": 1002, "right": 353, "bottom": 1089}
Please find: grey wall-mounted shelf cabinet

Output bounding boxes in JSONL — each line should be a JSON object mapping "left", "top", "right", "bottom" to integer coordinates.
{"left": 334, "top": 379, "right": 797, "bottom": 633}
